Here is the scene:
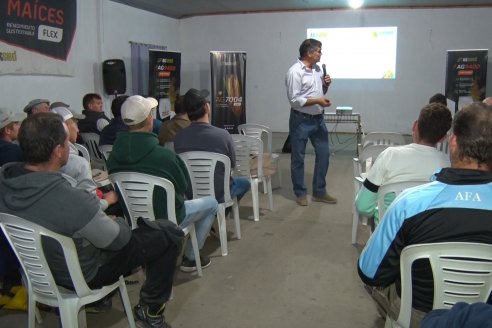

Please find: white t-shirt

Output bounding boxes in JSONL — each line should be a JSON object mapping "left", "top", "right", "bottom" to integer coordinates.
{"left": 366, "top": 143, "right": 450, "bottom": 187}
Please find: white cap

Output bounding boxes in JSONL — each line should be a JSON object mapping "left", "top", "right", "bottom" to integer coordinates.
{"left": 50, "top": 106, "right": 85, "bottom": 121}
{"left": 121, "top": 95, "right": 158, "bottom": 126}
{"left": 0, "top": 109, "right": 26, "bottom": 129}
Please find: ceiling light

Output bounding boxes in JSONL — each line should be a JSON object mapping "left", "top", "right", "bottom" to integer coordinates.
{"left": 348, "top": 0, "right": 363, "bottom": 9}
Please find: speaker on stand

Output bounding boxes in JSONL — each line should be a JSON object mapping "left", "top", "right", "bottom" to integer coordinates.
{"left": 102, "top": 59, "right": 126, "bottom": 98}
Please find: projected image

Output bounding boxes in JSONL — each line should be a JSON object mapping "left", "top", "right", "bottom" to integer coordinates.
{"left": 307, "top": 27, "right": 397, "bottom": 79}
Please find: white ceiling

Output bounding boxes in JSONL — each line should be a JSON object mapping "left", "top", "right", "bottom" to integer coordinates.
{"left": 111, "top": 0, "right": 492, "bottom": 19}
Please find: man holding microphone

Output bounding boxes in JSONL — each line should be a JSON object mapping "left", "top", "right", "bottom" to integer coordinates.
{"left": 285, "top": 38, "right": 336, "bottom": 207}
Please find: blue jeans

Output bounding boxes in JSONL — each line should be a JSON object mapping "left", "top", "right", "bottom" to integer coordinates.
{"left": 230, "top": 176, "right": 250, "bottom": 202}
{"left": 180, "top": 196, "right": 218, "bottom": 260}
{"left": 289, "top": 109, "right": 330, "bottom": 197}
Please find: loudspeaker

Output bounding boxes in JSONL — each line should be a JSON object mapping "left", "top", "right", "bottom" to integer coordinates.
{"left": 102, "top": 59, "right": 126, "bottom": 95}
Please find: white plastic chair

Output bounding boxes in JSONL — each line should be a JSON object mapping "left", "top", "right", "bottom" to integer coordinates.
{"left": 99, "top": 144, "right": 113, "bottom": 162}
{"left": 352, "top": 144, "right": 390, "bottom": 245}
{"left": 436, "top": 136, "right": 449, "bottom": 155}
{"left": 80, "top": 133, "right": 106, "bottom": 171}
{"left": 359, "top": 132, "right": 406, "bottom": 155}
{"left": 385, "top": 242, "right": 492, "bottom": 328}
{"left": 109, "top": 172, "right": 203, "bottom": 276}
{"left": 237, "top": 123, "right": 282, "bottom": 190}
{"left": 0, "top": 212, "right": 135, "bottom": 328}
{"left": 179, "top": 151, "right": 240, "bottom": 257}
{"left": 376, "top": 180, "right": 428, "bottom": 219}
{"left": 73, "top": 143, "right": 90, "bottom": 162}
{"left": 163, "top": 141, "right": 174, "bottom": 151}
{"left": 231, "top": 134, "right": 273, "bottom": 222}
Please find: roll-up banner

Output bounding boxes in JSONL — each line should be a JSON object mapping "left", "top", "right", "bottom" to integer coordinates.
{"left": 149, "top": 50, "right": 181, "bottom": 120}
{"left": 0, "top": 0, "right": 77, "bottom": 75}
{"left": 210, "top": 51, "right": 246, "bottom": 133}
{"left": 445, "top": 49, "right": 488, "bottom": 112}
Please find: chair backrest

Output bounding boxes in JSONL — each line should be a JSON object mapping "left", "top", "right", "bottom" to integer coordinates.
{"left": 73, "top": 143, "right": 91, "bottom": 162}
{"left": 436, "top": 137, "right": 449, "bottom": 154}
{"left": 80, "top": 133, "right": 106, "bottom": 170}
{"left": 237, "top": 123, "right": 273, "bottom": 154}
{"left": 396, "top": 242, "right": 492, "bottom": 327}
{"left": 376, "top": 180, "right": 428, "bottom": 218}
{"left": 109, "top": 172, "right": 177, "bottom": 229}
{"left": 0, "top": 213, "right": 94, "bottom": 304}
{"left": 99, "top": 144, "right": 113, "bottom": 161}
{"left": 231, "top": 134, "right": 264, "bottom": 178}
{"left": 178, "top": 151, "right": 232, "bottom": 203}
{"left": 362, "top": 132, "right": 406, "bottom": 148}
{"left": 353, "top": 144, "right": 389, "bottom": 179}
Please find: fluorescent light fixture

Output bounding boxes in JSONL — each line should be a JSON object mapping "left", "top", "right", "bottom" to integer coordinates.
{"left": 348, "top": 0, "right": 363, "bottom": 9}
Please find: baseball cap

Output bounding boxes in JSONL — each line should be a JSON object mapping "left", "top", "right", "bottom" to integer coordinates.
{"left": 121, "top": 95, "right": 158, "bottom": 126}
{"left": 50, "top": 104, "right": 85, "bottom": 121}
{"left": 49, "top": 101, "right": 70, "bottom": 110}
{"left": 184, "top": 88, "right": 210, "bottom": 113}
{"left": 23, "top": 99, "right": 50, "bottom": 113}
{"left": 0, "top": 109, "right": 26, "bottom": 129}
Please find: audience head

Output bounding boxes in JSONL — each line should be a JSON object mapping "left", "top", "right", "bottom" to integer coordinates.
{"left": 482, "top": 97, "right": 492, "bottom": 106}
{"left": 450, "top": 102, "right": 492, "bottom": 171}
{"left": 184, "top": 88, "right": 210, "bottom": 121}
{"left": 23, "top": 99, "right": 50, "bottom": 116}
{"left": 121, "top": 95, "right": 157, "bottom": 131}
{"left": 19, "top": 112, "right": 69, "bottom": 167}
{"left": 299, "top": 38, "right": 322, "bottom": 59}
{"left": 414, "top": 103, "right": 452, "bottom": 145}
{"left": 111, "top": 95, "right": 129, "bottom": 118}
{"left": 51, "top": 104, "right": 85, "bottom": 144}
{"left": 82, "top": 93, "right": 103, "bottom": 112}
{"left": 0, "top": 109, "right": 25, "bottom": 142}
{"left": 49, "top": 101, "right": 70, "bottom": 110}
{"left": 429, "top": 93, "right": 447, "bottom": 106}
{"left": 174, "top": 95, "right": 186, "bottom": 115}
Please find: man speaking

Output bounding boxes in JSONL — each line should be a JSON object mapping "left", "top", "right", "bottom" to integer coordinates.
{"left": 285, "top": 38, "right": 337, "bottom": 206}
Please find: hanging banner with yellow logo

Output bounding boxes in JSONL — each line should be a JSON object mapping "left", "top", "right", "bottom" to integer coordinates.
{"left": 149, "top": 50, "right": 181, "bottom": 120}
{"left": 210, "top": 51, "right": 246, "bottom": 133}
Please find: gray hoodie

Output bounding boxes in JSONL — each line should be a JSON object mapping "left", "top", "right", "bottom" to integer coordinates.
{"left": 0, "top": 163, "right": 131, "bottom": 287}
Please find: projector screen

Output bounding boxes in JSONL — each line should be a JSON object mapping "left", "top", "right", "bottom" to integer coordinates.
{"left": 307, "top": 27, "right": 398, "bottom": 79}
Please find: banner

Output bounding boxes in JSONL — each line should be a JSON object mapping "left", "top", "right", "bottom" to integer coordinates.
{"left": 0, "top": 0, "right": 77, "bottom": 75}
{"left": 445, "top": 49, "right": 488, "bottom": 104}
{"left": 210, "top": 51, "right": 246, "bottom": 133}
{"left": 149, "top": 50, "right": 181, "bottom": 120}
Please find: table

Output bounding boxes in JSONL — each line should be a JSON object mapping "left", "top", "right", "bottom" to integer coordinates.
{"left": 324, "top": 112, "right": 363, "bottom": 155}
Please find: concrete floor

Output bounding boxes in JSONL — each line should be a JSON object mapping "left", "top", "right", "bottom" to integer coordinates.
{"left": 0, "top": 132, "right": 384, "bottom": 327}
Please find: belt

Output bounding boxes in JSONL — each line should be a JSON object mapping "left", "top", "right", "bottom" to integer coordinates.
{"left": 291, "top": 109, "right": 323, "bottom": 119}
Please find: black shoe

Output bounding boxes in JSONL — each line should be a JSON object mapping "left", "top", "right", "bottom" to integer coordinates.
{"left": 85, "top": 296, "right": 112, "bottom": 314}
{"left": 180, "top": 255, "right": 212, "bottom": 273}
{"left": 134, "top": 303, "right": 171, "bottom": 328}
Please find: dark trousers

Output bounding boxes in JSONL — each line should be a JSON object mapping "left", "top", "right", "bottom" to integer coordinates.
{"left": 88, "top": 227, "right": 179, "bottom": 307}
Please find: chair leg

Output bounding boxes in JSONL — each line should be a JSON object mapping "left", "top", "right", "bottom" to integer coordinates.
{"left": 232, "top": 199, "right": 241, "bottom": 240}
{"left": 118, "top": 276, "right": 136, "bottom": 327}
{"left": 266, "top": 176, "right": 273, "bottom": 211}
{"left": 251, "top": 179, "right": 260, "bottom": 222}
{"left": 189, "top": 226, "right": 203, "bottom": 276}
{"left": 78, "top": 307, "right": 87, "bottom": 328}
{"left": 59, "top": 300, "right": 79, "bottom": 328}
{"left": 352, "top": 205, "right": 359, "bottom": 245}
{"left": 217, "top": 205, "right": 228, "bottom": 256}
{"left": 28, "top": 296, "right": 36, "bottom": 328}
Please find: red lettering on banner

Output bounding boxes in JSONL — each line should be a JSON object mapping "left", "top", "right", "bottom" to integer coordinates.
{"left": 7, "top": 0, "right": 65, "bottom": 26}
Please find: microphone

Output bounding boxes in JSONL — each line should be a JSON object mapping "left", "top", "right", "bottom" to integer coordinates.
{"left": 322, "top": 64, "right": 327, "bottom": 77}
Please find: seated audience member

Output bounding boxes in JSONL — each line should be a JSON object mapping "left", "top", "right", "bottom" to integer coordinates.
{"left": 0, "top": 109, "right": 25, "bottom": 165}
{"left": 355, "top": 103, "right": 452, "bottom": 224}
{"left": 174, "top": 89, "right": 251, "bottom": 207}
{"left": 421, "top": 302, "right": 492, "bottom": 328}
{"left": 51, "top": 105, "right": 119, "bottom": 213}
{"left": 107, "top": 95, "right": 218, "bottom": 272}
{"left": 99, "top": 95, "right": 129, "bottom": 146}
{"left": 22, "top": 99, "right": 50, "bottom": 116}
{"left": 0, "top": 113, "right": 180, "bottom": 327}
{"left": 428, "top": 93, "right": 447, "bottom": 105}
{"left": 78, "top": 93, "right": 110, "bottom": 134}
{"left": 158, "top": 95, "right": 189, "bottom": 145}
{"left": 358, "top": 102, "right": 492, "bottom": 328}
